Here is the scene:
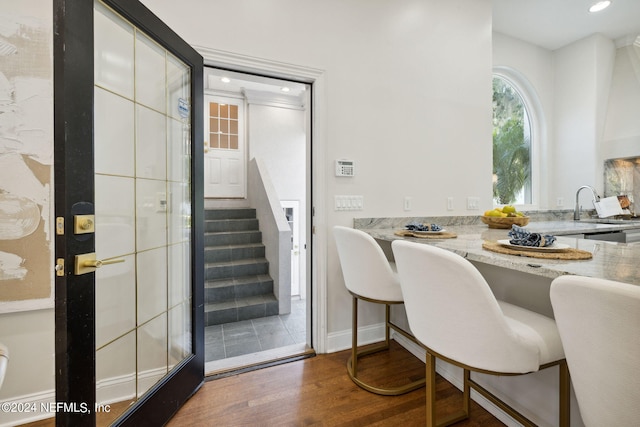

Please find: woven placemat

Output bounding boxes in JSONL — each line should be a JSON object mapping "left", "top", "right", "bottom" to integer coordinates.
{"left": 482, "top": 241, "right": 592, "bottom": 260}
{"left": 395, "top": 230, "right": 457, "bottom": 239}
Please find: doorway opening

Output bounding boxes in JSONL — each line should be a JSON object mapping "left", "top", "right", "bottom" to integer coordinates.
{"left": 202, "top": 67, "right": 312, "bottom": 375}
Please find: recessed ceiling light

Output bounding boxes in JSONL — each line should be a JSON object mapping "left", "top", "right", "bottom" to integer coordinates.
{"left": 220, "top": 77, "right": 231, "bottom": 83}
{"left": 281, "top": 87, "right": 290, "bottom": 93}
{"left": 589, "top": 1, "right": 611, "bottom": 13}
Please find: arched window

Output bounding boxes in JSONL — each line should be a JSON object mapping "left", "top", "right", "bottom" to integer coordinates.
{"left": 492, "top": 75, "right": 532, "bottom": 205}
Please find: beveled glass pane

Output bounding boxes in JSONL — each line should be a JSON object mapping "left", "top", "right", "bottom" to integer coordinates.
{"left": 96, "top": 331, "right": 136, "bottom": 424}
{"left": 135, "top": 31, "right": 166, "bottom": 113}
{"left": 95, "top": 87, "right": 134, "bottom": 177}
{"left": 94, "top": 1, "right": 134, "bottom": 98}
{"left": 167, "top": 118, "right": 191, "bottom": 183}
{"left": 137, "top": 314, "right": 168, "bottom": 397}
{"left": 220, "top": 119, "right": 229, "bottom": 133}
{"left": 167, "top": 55, "right": 190, "bottom": 122}
{"left": 168, "top": 182, "right": 189, "bottom": 245}
{"left": 136, "top": 105, "right": 167, "bottom": 180}
{"left": 230, "top": 119, "right": 238, "bottom": 135}
{"left": 230, "top": 135, "right": 238, "bottom": 150}
{"left": 220, "top": 103, "right": 229, "bottom": 118}
{"left": 220, "top": 134, "right": 229, "bottom": 149}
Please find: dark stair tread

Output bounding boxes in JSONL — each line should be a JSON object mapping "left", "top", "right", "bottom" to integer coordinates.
{"left": 204, "top": 208, "right": 256, "bottom": 220}
{"left": 205, "top": 242, "right": 265, "bottom": 251}
{"left": 205, "top": 294, "right": 278, "bottom": 311}
{"left": 205, "top": 258, "right": 268, "bottom": 268}
{"left": 205, "top": 230, "right": 261, "bottom": 237}
{"left": 205, "top": 274, "right": 273, "bottom": 289}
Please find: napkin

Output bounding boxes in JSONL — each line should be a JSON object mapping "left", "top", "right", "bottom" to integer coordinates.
{"left": 508, "top": 225, "right": 556, "bottom": 247}
{"left": 405, "top": 222, "right": 443, "bottom": 232}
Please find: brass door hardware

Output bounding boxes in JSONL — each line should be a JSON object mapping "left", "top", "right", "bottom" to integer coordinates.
{"left": 74, "top": 252, "right": 125, "bottom": 275}
{"left": 74, "top": 214, "right": 95, "bottom": 234}
{"left": 56, "top": 217, "right": 64, "bottom": 235}
{"left": 55, "top": 259, "right": 65, "bottom": 277}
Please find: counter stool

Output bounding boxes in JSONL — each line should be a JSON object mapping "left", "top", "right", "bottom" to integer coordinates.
{"left": 0, "top": 343, "right": 8, "bottom": 391}
{"left": 333, "top": 226, "right": 425, "bottom": 395}
{"left": 391, "top": 240, "right": 569, "bottom": 427}
{"left": 551, "top": 275, "right": 640, "bottom": 427}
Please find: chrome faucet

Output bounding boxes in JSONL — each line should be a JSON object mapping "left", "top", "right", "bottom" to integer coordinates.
{"left": 574, "top": 185, "right": 600, "bottom": 220}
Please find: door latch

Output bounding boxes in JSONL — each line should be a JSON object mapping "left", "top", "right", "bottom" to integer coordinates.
{"left": 55, "top": 258, "right": 65, "bottom": 277}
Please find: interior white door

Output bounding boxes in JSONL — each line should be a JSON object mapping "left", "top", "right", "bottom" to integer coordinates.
{"left": 204, "top": 95, "right": 245, "bottom": 198}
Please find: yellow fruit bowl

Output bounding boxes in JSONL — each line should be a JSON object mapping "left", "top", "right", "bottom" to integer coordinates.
{"left": 481, "top": 215, "right": 530, "bottom": 229}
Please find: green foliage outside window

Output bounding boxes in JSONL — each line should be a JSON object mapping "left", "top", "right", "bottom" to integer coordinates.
{"left": 492, "top": 77, "right": 531, "bottom": 205}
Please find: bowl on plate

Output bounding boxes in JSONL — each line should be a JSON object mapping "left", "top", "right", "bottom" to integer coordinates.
{"left": 480, "top": 215, "right": 530, "bottom": 229}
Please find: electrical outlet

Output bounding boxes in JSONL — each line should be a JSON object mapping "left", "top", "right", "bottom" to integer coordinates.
{"left": 404, "top": 197, "right": 412, "bottom": 211}
{"left": 447, "top": 197, "right": 454, "bottom": 211}
{"left": 556, "top": 197, "right": 564, "bottom": 207}
{"left": 467, "top": 197, "right": 480, "bottom": 210}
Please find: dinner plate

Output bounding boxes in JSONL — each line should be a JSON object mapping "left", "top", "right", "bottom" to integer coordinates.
{"left": 412, "top": 229, "right": 446, "bottom": 235}
{"left": 497, "top": 239, "right": 570, "bottom": 252}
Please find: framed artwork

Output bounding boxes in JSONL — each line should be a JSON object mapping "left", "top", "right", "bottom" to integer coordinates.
{"left": 0, "top": 1, "right": 54, "bottom": 312}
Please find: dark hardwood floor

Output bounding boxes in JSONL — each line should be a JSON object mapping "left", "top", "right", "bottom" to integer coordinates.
{"left": 20, "top": 341, "right": 505, "bottom": 426}
{"left": 168, "top": 341, "right": 505, "bottom": 426}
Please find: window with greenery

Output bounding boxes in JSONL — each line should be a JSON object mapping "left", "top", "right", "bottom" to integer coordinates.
{"left": 492, "top": 76, "right": 532, "bottom": 205}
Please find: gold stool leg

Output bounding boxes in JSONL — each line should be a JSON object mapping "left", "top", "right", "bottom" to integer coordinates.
{"left": 346, "top": 296, "right": 425, "bottom": 396}
{"left": 559, "top": 359, "right": 570, "bottom": 427}
{"left": 426, "top": 352, "right": 437, "bottom": 427}
{"left": 425, "top": 352, "right": 469, "bottom": 427}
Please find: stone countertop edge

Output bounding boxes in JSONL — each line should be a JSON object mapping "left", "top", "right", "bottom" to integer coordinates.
{"left": 354, "top": 215, "right": 640, "bottom": 286}
{"left": 353, "top": 210, "right": 640, "bottom": 235}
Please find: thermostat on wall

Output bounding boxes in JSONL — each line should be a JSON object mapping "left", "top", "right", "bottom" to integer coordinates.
{"left": 335, "top": 159, "right": 355, "bottom": 177}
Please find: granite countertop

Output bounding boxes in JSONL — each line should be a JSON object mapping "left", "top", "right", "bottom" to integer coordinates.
{"left": 355, "top": 217, "right": 640, "bottom": 286}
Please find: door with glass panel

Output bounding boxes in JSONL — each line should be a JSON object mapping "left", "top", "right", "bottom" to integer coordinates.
{"left": 204, "top": 95, "right": 246, "bottom": 198}
{"left": 53, "top": 1, "right": 203, "bottom": 425}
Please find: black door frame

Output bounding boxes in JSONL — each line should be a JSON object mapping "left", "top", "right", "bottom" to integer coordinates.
{"left": 53, "top": 0, "right": 203, "bottom": 425}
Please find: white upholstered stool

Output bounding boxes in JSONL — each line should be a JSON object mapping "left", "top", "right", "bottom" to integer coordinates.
{"left": 333, "top": 226, "right": 425, "bottom": 395}
{"left": 0, "top": 343, "right": 8, "bottom": 391}
{"left": 551, "top": 275, "right": 640, "bottom": 427}
{"left": 392, "top": 239, "right": 569, "bottom": 427}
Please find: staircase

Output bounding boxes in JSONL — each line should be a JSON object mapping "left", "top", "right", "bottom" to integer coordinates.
{"left": 204, "top": 208, "right": 279, "bottom": 326}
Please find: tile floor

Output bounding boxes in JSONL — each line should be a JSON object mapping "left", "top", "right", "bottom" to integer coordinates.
{"left": 205, "top": 298, "right": 306, "bottom": 362}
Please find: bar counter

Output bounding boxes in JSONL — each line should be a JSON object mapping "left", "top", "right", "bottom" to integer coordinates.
{"left": 358, "top": 221, "right": 640, "bottom": 286}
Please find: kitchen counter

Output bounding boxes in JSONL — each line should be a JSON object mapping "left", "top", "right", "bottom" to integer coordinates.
{"left": 355, "top": 218, "right": 640, "bottom": 286}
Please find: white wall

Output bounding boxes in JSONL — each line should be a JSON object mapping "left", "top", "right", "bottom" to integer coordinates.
{"left": 552, "top": 34, "right": 615, "bottom": 205}
{"left": 247, "top": 100, "right": 307, "bottom": 297}
{"left": 142, "top": 0, "right": 494, "bottom": 344}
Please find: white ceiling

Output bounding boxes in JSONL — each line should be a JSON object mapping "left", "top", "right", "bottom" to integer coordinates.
{"left": 205, "top": 1, "right": 640, "bottom": 94}
{"left": 492, "top": 0, "right": 640, "bottom": 50}
{"left": 204, "top": 67, "right": 307, "bottom": 100}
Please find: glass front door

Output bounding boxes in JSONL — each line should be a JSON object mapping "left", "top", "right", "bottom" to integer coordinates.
{"left": 54, "top": 1, "right": 203, "bottom": 425}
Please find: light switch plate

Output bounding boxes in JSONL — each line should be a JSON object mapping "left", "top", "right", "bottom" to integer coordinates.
{"left": 335, "top": 195, "right": 364, "bottom": 211}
